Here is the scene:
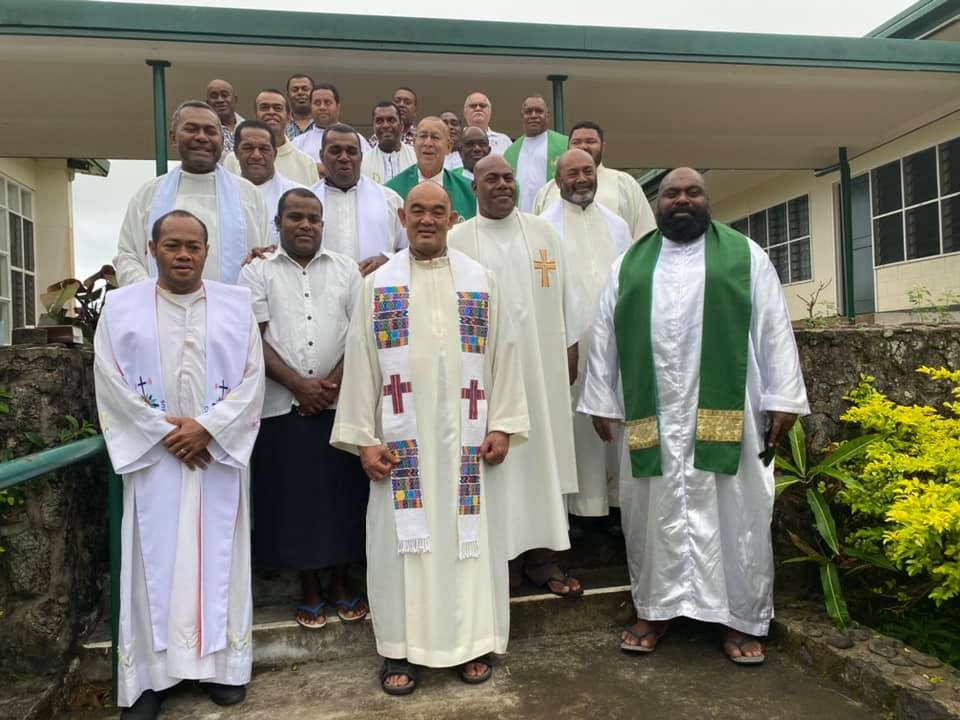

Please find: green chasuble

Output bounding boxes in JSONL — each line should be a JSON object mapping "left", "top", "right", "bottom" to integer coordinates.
{"left": 385, "top": 166, "right": 477, "bottom": 220}
{"left": 614, "top": 221, "right": 752, "bottom": 477}
{"left": 503, "top": 130, "right": 568, "bottom": 182}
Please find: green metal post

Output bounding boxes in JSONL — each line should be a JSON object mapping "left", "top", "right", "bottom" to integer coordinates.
{"left": 146, "top": 60, "right": 171, "bottom": 177}
{"left": 108, "top": 463, "right": 122, "bottom": 702}
{"left": 838, "top": 147, "right": 856, "bottom": 324}
{"left": 547, "top": 74, "right": 568, "bottom": 134}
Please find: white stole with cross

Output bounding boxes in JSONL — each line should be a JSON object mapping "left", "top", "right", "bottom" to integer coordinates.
{"left": 372, "top": 248, "right": 490, "bottom": 559}
{"left": 102, "top": 278, "right": 251, "bottom": 658}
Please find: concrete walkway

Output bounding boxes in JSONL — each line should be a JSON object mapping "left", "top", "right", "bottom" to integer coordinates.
{"left": 63, "top": 622, "right": 873, "bottom": 719}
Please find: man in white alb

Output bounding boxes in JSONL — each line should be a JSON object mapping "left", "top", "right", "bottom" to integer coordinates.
{"left": 503, "top": 95, "right": 567, "bottom": 213}
{"left": 361, "top": 101, "right": 416, "bottom": 184}
{"left": 292, "top": 83, "right": 371, "bottom": 163}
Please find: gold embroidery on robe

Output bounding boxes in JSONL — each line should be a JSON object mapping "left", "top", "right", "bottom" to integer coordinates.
{"left": 695, "top": 408, "right": 744, "bottom": 443}
{"left": 625, "top": 416, "right": 658, "bottom": 450}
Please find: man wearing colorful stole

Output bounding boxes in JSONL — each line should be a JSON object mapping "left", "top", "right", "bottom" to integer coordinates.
{"left": 386, "top": 117, "right": 477, "bottom": 221}
{"left": 541, "top": 149, "right": 633, "bottom": 524}
{"left": 331, "top": 181, "right": 528, "bottom": 695}
{"left": 503, "top": 95, "right": 567, "bottom": 213}
{"left": 449, "top": 155, "right": 581, "bottom": 598}
{"left": 94, "top": 210, "right": 265, "bottom": 719}
{"left": 115, "top": 101, "right": 270, "bottom": 287}
{"left": 578, "top": 168, "right": 808, "bottom": 663}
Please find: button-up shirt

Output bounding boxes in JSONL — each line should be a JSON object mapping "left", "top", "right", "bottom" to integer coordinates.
{"left": 238, "top": 245, "right": 361, "bottom": 418}
{"left": 285, "top": 117, "right": 315, "bottom": 141}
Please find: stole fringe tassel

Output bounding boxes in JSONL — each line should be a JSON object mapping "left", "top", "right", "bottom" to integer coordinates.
{"left": 458, "top": 540, "right": 481, "bottom": 560}
{"left": 397, "top": 537, "right": 432, "bottom": 555}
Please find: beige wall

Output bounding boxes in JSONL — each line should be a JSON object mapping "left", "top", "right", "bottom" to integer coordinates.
{"left": 709, "top": 111, "right": 960, "bottom": 320}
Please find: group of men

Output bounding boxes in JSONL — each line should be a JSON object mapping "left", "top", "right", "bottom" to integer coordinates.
{"left": 97, "top": 73, "right": 808, "bottom": 719}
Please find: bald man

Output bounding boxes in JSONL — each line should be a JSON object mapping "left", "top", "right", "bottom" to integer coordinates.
{"left": 206, "top": 79, "right": 244, "bottom": 159}
{"left": 332, "top": 181, "right": 528, "bottom": 695}
{"left": 578, "top": 167, "right": 808, "bottom": 663}
{"left": 463, "top": 92, "right": 512, "bottom": 155}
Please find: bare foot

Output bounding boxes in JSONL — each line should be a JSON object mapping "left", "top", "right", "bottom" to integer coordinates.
{"left": 621, "top": 619, "right": 669, "bottom": 650}
{"left": 721, "top": 627, "right": 765, "bottom": 661}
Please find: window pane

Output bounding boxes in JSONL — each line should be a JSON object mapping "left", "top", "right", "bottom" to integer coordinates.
{"left": 903, "top": 148, "right": 938, "bottom": 207}
{"left": 24, "top": 274, "right": 34, "bottom": 326}
{"left": 749, "top": 210, "right": 768, "bottom": 247}
{"left": 940, "top": 137, "right": 960, "bottom": 196}
{"left": 730, "top": 218, "right": 749, "bottom": 236}
{"left": 943, "top": 195, "right": 960, "bottom": 254}
{"left": 874, "top": 214, "right": 904, "bottom": 265}
{"left": 768, "top": 203, "right": 788, "bottom": 246}
{"left": 905, "top": 202, "right": 940, "bottom": 259}
{"left": 12, "top": 270, "right": 23, "bottom": 328}
{"left": 768, "top": 245, "right": 790, "bottom": 283}
{"left": 789, "top": 239, "right": 811, "bottom": 282}
{"left": 5, "top": 181, "right": 20, "bottom": 214}
{"left": 23, "top": 220, "right": 34, "bottom": 272}
{"left": 0, "top": 255, "right": 8, "bottom": 298}
{"left": 0, "top": 208, "right": 6, "bottom": 253}
{"left": 788, "top": 195, "right": 810, "bottom": 238}
{"left": 0, "top": 302, "right": 9, "bottom": 345}
{"left": 9, "top": 213, "right": 21, "bottom": 267}
{"left": 20, "top": 190, "right": 32, "bottom": 220}
{"left": 871, "top": 161, "right": 902, "bottom": 216}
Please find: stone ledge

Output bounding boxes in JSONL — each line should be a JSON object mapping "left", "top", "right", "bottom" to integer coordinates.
{"left": 773, "top": 603, "right": 960, "bottom": 719}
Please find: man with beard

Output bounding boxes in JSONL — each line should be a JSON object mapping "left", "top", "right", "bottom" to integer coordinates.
{"left": 449, "top": 155, "right": 581, "bottom": 599}
{"left": 205, "top": 79, "right": 244, "bottom": 159}
{"left": 441, "top": 111, "right": 464, "bottom": 170}
{"left": 504, "top": 95, "right": 567, "bottom": 213}
{"left": 361, "top": 101, "right": 417, "bottom": 184}
{"left": 311, "top": 123, "right": 404, "bottom": 275}
{"left": 578, "top": 167, "right": 808, "bottom": 663}
{"left": 451, "top": 127, "right": 490, "bottom": 182}
{"left": 285, "top": 74, "right": 316, "bottom": 140}
{"left": 224, "top": 90, "right": 318, "bottom": 186}
{"left": 293, "top": 83, "right": 372, "bottom": 163}
{"left": 541, "top": 149, "right": 632, "bottom": 524}
{"left": 463, "top": 92, "right": 512, "bottom": 155}
{"left": 115, "top": 101, "right": 270, "bottom": 286}
{"left": 533, "top": 121, "right": 655, "bottom": 241}
{"left": 386, "top": 117, "right": 476, "bottom": 220}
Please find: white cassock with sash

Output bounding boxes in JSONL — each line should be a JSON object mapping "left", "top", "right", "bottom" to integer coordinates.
{"left": 223, "top": 141, "right": 319, "bottom": 187}
{"left": 577, "top": 235, "right": 809, "bottom": 635}
{"left": 360, "top": 144, "right": 417, "bottom": 184}
{"left": 331, "top": 249, "right": 528, "bottom": 667}
{"left": 310, "top": 177, "right": 405, "bottom": 261}
{"left": 540, "top": 199, "right": 632, "bottom": 517}
{"left": 533, "top": 164, "right": 657, "bottom": 241}
{"left": 94, "top": 279, "right": 265, "bottom": 707}
{"left": 292, "top": 127, "right": 372, "bottom": 162}
{"left": 449, "top": 210, "right": 577, "bottom": 557}
{"left": 114, "top": 167, "right": 270, "bottom": 286}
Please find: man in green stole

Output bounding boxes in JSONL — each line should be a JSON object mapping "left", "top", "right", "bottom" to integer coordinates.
{"left": 578, "top": 168, "right": 809, "bottom": 664}
{"left": 503, "top": 95, "right": 567, "bottom": 214}
{"left": 386, "top": 117, "right": 476, "bottom": 221}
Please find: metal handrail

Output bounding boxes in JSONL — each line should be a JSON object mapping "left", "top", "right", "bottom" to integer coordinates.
{"left": 0, "top": 435, "right": 121, "bottom": 701}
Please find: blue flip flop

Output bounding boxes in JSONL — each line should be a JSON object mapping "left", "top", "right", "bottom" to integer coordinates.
{"left": 295, "top": 602, "right": 327, "bottom": 630}
{"left": 335, "top": 596, "right": 368, "bottom": 623}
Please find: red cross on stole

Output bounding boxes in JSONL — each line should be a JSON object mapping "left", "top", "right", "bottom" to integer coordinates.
{"left": 460, "top": 379, "right": 486, "bottom": 420}
{"left": 383, "top": 374, "right": 413, "bottom": 414}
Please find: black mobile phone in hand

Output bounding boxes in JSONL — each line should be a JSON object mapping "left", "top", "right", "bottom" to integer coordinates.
{"left": 758, "top": 427, "right": 775, "bottom": 467}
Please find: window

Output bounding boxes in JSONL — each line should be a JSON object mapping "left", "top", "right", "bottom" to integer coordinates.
{"left": 868, "top": 136, "right": 960, "bottom": 266}
{"left": 729, "top": 194, "right": 812, "bottom": 284}
{"left": 0, "top": 176, "right": 36, "bottom": 344}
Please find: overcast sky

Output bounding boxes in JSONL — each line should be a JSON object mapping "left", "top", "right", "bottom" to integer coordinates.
{"left": 73, "top": 0, "right": 916, "bottom": 278}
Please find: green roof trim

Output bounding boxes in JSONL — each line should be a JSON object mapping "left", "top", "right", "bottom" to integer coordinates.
{"left": 867, "top": 0, "right": 958, "bottom": 39}
{"left": 3, "top": 0, "right": 960, "bottom": 72}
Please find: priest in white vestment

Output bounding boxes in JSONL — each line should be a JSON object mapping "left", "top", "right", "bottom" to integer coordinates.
{"left": 292, "top": 83, "right": 371, "bottom": 162}
{"left": 222, "top": 89, "right": 318, "bottom": 187}
{"left": 95, "top": 209, "right": 265, "bottom": 718}
{"left": 541, "top": 150, "right": 633, "bottom": 520}
{"left": 578, "top": 168, "right": 808, "bottom": 662}
{"left": 309, "top": 123, "right": 404, "bottom": 275}
{"left": 533, "top": 121, "right": 656, "bottom": 241}
{"left": 503, "top": 96, "right": 567, "bottom": 213}
{"left": 441, "top": 110, "right": 464, "bottom": 171}
{"left": 115, "top": 101, "right": 270, "bottom": 287}
{"left": 451, "top": 127, "right": 492, "bottom": 183}
{"left": 361, "top": 101, "right": 416, "bottom": 184}
{"left": 463, "top": 92, "right": 512, "bottom": 155}
{"left": 331, "top": 181, "right": 528, "bottom": 695}
{"left": 449, "top": 155, "right": 581, "bottom": 598}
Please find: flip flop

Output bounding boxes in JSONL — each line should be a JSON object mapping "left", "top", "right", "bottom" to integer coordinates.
{"left": 529, "top": 573, "right": 584, "bottom": 599}
{"left": 381, "top": 659, "right": 416, "bottom": 696}
{"left": 295, "top": 602, "right": 326, "bottom": 630}
{"left": 620, "top": 624, "right": 667, "bottom": 654}
{"left": 722, "top": 638, "right": 765, "bottom": 665}
{"left": 335, "top": 596, "right": 368, "bottom": 623}
{"left": 458, "top": 654, "right": 493, "bottom": 684}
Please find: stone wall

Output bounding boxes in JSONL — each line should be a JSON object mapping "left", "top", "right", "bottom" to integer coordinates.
{"left": 0, "top": 346, "right": 105, "bottom": 682}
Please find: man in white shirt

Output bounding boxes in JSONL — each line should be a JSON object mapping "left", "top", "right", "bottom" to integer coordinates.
{"left": 293, "top": 83, "right": 371, "bottom": 163}
{"left": 224, "top": 89, "right": 318, "bottom": 186}
{"left": 239, "top": 188, "right": 367, "bottom": 631}
{"left": 463, "top": 92, "right": 512, "bottom": 155}
{"left": 361, "top": 101, "right": 416, "bottom": 184}
{"left": 451, "top": 127, "right": 491, "bottom": 182}
{"left": 441, "top": 110, "right": 464, "bottom": 170}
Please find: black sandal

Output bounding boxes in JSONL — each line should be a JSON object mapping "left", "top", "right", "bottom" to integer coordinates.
{"left": 458, "top": 654, "right": 493, "bottom": 684}
{"left": 380, "top": 658, "right": 416, "bottom": 696}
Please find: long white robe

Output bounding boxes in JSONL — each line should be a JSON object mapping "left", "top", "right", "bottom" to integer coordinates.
{"left": 360, "top": 144, "right": 416, "bottom": 184}
{"left": 515, "top": 132, "right": 548, "bottom": 213}
{"left": 251, "top": 172, "right": 305, "bottom": 241}
{"left": 223, "top": 141, "right": 319, "bottom": 187}
{"left": 308, "top": 180, "right": 406, "bottom": 261}
{"left": 577, "top": 234, "right": 809, "bottom": 635}
{"left": 533, "top": 164, "right": 656, "bottom": 241}
{"left": 93, "top": 286, "right": 265, "bottom": 706}
{"left": 114, "top": 170, "right": 270, "bottom": 286}
{"left": 541, "top": 200, "right": 633, "bottom": 517}
{"left": 449, "top": 211, "right": 577, "bottom": 557}
{"left": 331, "top": 255, "right": 528, "bottom": 666}
{"left": 292, "top": 127, "right": 372, "bottom": 162}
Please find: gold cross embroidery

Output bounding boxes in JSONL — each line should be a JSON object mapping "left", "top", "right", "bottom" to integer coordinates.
{"left": 533, "top": 248, "right": 557, "bottom": 288}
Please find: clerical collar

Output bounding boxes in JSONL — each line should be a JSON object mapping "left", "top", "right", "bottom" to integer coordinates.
{"left": 418, "top": 169, "right": 443, "bottom": 185}
{"left": 562, "top": 198, "right": 596, "bottom": 214}
{"left": 251, "top": 172, "right": 276, "bottom": 188}
{"left": 157, "top": 284, "right": 205, "bottom": 306}
{"left": 324, "top": 179, "right": 359, "bottom": 193}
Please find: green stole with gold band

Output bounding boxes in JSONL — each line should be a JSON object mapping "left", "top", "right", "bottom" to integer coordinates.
{"left": 385, "top": 166, "right": 477, "bottom": 220}
{"left": 614, "top": 221, "right": 752, "bottom": 477}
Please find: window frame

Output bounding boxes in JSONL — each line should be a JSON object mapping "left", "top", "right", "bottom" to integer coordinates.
{"left": 0, "top": 175, "right": 37, "bottom": 344}
{"left": 728, "top": 192, "right": 813, "bottom": 286}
